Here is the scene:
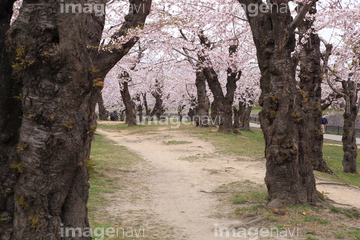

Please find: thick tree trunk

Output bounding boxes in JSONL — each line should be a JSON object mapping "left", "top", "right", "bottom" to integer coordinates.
{"left": 0, "top": 1, "right": 21, "bottom": 238}
{"left": 298, "top": 7, "right": 333, "bottom": 174}
{"left": 242, "top": 1, "right": 319, "bottom": 207}
{"left": 120, "top": 81, "right": 137, "bottom": 126}
{"left": 5, "top": 1, "right": 106, "bottom": 238}
{"left": 1, "top": 1, "right": 152, "bottom": 238}
{"left": 342, "top": 83, "right": 358, "bottom": 173}
{"left": 203, "top": 67, "right": 240, "bottom": 132}
{"left": 210, "top": 101, "right": 220, "bottom": 126}
{"left": 202, "top": 44, "right": 240, "bottom": 132}
{"left": 195, "top": 71, "right": 209, "bottom": 127}
{"left": 96, "top": 89, "right": 108, "bottom": 120}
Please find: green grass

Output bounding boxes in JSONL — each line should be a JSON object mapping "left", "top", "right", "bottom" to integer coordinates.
{"left": 330, "top": 205, "right": 341, "bottom": 213}
{"left": 320, "top": 141, "right": 360, "bottom": 187}
{"left": 347, "top": 230, "right": 360, "bottom": 240}
{"left": 88, "top": 134, "right": 144, "bottom": 238}
{"left": 190, "top": 127, "right": 265, "bottom": 158}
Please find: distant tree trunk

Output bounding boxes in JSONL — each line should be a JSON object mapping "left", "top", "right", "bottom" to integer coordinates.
{"left": 240, "top": 1, "right": 319, "bottom": 207}
{"left": 142, "top": 92, "right": 151, "bottom": 122}
{"left": 203, "top": 66, "right": 240, "bottom": 132}
{"left": 151, "top": 82, "right": 165, "bottom": 120}
{"left": 201, "top": 44, "right": 241, "bottom": 132}
{"left": 137, "top": 103, "right": 143, "bottom": 123}
{"left": 239, "top": 105, "right": 252, "bottom": 131}
{"left": 120, "top": 81, "right": 137, "bottom": 126}
{"left": 178, "top": 104, "right": 185, "bottom": 121}
{"left": 342, "top": 82, "right": 359, "bottom": 173}
{"left": 95, "top": 89, "right": 108, "bottom": 120}
{"left": 233, "top": 105, "right": 241, "bottom": 129}
{"left": 113, "top": 111, "right": 119, "bottom": 121}
{"left": 120, "top": 110, "right": 125, "bottom": 121}
{"left": 210, "top": 100, "right": 220, "bottom": 126}
{"left": 195, "top": 71, "right": 209, "bottom": 127}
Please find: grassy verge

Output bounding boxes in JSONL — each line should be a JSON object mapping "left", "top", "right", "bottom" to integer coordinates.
{"left": 89, "top": 134, "right": 149, "bottom": 239}
{"left": 187, "top": 127, "right": 265, "bottom": 159}
{"left": 89, "top": 132, "right": 180, "bottom": 239}
{"left": 214, "top": 180, "right": 360, "bottom": 240}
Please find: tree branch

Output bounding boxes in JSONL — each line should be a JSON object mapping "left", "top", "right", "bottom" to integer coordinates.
{"left": 173, "top": 48, "right": 200, "bottom": 65}
{"left": 94, "top": 0, "right": 152, "bottom": 75}
{"left": 290, "top": 2, "right": 313, "bottom": 33}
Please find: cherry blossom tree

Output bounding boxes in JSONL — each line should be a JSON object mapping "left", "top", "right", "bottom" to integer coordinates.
{"left": 0, "top": 0, "right": 152, "bottom": 238}
{"left": 318, "top": 0, "right": 360, "bottom": 173}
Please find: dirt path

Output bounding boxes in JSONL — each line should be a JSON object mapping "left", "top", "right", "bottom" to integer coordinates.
{"left": 96, "top": 126, "right": 360, "bottom": 239}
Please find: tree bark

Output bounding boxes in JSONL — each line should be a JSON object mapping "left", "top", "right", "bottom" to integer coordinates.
{"left": 150, "top": 83, "right": 165, "bottom": 121}
{"left": 5, "top": 1, "right": 105, "bottom": 238}
{"left": 142, "top": 92, "right": 151, "bottom": 122}
{"left": 0, "top": 1, "right": 21, "bottom": 238}
{"left": 201, "top": 43, "right": 240, "bottom": 132}
{"left": 210, "top": 100, "right": 220, "bottom": 126}
{"left": 239, "top": 105, "right": 252, "bottom": 131}
{"left": 194, "top": 71, "right": 209, "bottom": 127}
{"left": 297, "top": 4, "right": 333, "bottom": 174}
{"left": 1, "top": 0, "right": 152, "bottom": 239}
{"left": 239, "top": 0, "right": 319, "bottom": 207}
{"left": 233, "top": 105, "right": 241, "bottom": 129}
{"left": 120, "top": 81, "right": 137, "bottom": 126}
{"left": 203, "top": 66, "right": 240, "bottom": 132}
{"left": 95, "top": 89, "right": 108, "bottom": 120}
{"left": 342, "top": 82, "right": 358, "bottom": 173}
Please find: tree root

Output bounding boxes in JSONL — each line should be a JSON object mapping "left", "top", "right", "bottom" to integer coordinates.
{"left": 233, "top": 217, "right": 268, "bottom": 229}
{"left": 316, "top": 182, "right": 360, "bottom": 191}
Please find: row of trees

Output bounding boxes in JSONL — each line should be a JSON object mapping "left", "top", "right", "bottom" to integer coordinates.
{"left": 0, "top": 0, "right": 359, "bottom": 238}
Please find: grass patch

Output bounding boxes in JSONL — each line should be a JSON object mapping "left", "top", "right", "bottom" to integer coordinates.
{"left": 88, "top": 134, "right": 144, "bottom": 236}
{"left": 189, "top": 127, "right": 265, "bottom": 158}
{"left": 330, "top": 205, "right": 341, "bottom": 213}
{"left": 317, "top": 141, "right": 360, "bottom": 187}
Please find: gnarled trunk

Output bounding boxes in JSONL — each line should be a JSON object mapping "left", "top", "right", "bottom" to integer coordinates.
{"left": 120, "top": 81, "right": 137, "bottom": 126}
{"left": 0, "top": 1, "right": 21, "bottom": 238}
{"left": 242, "top": 1, "right": 319, "bottom": 207}
{"left": 151, "top": 87, "right": 165, "bottom": 121}
{"left": 233, "top": 105, "right": 241, "bottom": 129}
{"left": 0, "top": 1, "right": 152, "bottom": 238}
{"left": 5, "top": 1, "right": 105, "bottom": 238}
{"left": 202, "top": 44, "right": 240, "bottom": 132}
{"left": 342, "top": 82, "right": 358, "bottom": 173}
{"left": 298, "top": 6, "right": 333, "bottom": 174}
{"left": 239, "top": 104, "right": 252, "bottom": 131}
{"left": 95, "top": 89, "right": 108, "bottom": 120}
{"left": 195, "top": 71, "right": 209, "bottom": 127}
{"left": 203, "top": 67, "right": 240, "bottom": 132}
{"left": 210, "top": 100, "right": 220, "bottom": 126}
